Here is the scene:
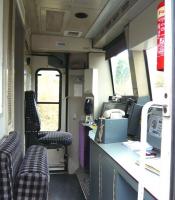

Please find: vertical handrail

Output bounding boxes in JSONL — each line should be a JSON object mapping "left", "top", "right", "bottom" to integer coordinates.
{"left": 137, "top": 102, "right": 165, "bottom": 200}
{"left": 137, "top": 101, "right": 157, "bottom": 200}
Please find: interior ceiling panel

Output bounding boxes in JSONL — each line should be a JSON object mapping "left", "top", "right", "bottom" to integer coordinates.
{"left": 24, "top": 0, "right": 155, "bottom": 48}
{"left": 66, "top": 7, "right": 100, "bottom": 36}
{"left": 23, "top": 0, "right": 39, "bottom": 33}
{"left": 35, "top": 0, "right": 72, "bottom": 8}
{"left": 72, "top": 0, "right": 107, "bottom": 9}
{"left": 24, "top": 0, "right": 109, "bottom": 36}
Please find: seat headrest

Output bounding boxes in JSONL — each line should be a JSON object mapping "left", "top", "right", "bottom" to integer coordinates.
{"left": 25, "top": 91, "right": 36, "bottom": 100}
{"left": 25, "top": 90, "right": 41, "bottom": 132}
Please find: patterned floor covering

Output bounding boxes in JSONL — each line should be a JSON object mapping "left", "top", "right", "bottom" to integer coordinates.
{"left": 48, "top": 173, "right": 85, "bottom": 200}
{"left": 76, "top": 168, "right": 90, "bottom": 200}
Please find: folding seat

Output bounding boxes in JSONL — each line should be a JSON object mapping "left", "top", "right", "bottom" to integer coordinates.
{"left": 25, "top": 91, "right": 72, "bottom": 171}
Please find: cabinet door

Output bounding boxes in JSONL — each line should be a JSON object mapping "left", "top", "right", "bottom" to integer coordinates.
{"left": 79, "top": 124, "right": 90, "bottom": 169}
{"left": 115, "top": 173, "right": 138, "bottom": 200}
{"left": 144, "top": 190, "right": 157, "bottom": 200}
{"left": 79, "top": 124, "right": 85, "bottom": 168}
{"left": 100, "top": 154, "right": 115, "bottom": 200}
{"left": 89, "top": 141, "right": 101, "bottom": 200}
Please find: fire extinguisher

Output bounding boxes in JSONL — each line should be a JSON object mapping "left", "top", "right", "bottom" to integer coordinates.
{"left": 157, "top": 1, "right": 165, "bottom": 71}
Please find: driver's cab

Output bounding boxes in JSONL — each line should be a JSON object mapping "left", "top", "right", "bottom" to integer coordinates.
{"left": 0, "top": 0, "right": 174, "bottom": 200}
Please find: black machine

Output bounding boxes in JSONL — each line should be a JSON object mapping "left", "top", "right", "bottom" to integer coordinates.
{"left": 127, "top": 102, "right": 143, "bottom": 140}
{"left": 100, "top": 96, "right": 137, "bottom": 117}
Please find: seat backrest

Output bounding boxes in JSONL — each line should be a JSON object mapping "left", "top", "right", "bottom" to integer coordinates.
{"left": 25, "top": 91, "right": 41, "bottom": 132}
{"left": 0, "top": 132, "right": 23, "bottom": 200}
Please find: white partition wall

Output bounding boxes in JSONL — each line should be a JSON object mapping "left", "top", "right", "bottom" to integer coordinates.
{"left": 88, "top": 53, "right": 113, "bottom": 118}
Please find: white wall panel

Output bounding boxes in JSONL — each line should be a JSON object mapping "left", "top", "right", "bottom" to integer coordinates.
{"left": 89, "top": 53, "right": 113, "bottom": 118}
{"left": 32, "top": 34, "right": 92, "bottom": 52}
{"left": 129, "top": 0, "right": 161, "bottom": 49}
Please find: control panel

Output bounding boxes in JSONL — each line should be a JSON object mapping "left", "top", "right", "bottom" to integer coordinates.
{"left": 147, "top": 107, "right": 162, "bottom": 150}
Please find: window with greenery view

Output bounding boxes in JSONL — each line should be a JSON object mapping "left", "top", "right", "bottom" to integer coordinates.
{"left": 110, "top": 50, "right": 133, "bottom": 96}
{"left": 36, "top": 69, "right": 61, "bottom": 131}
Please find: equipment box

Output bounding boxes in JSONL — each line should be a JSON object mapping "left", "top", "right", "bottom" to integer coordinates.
{"left": 95, "top": 118, "right": 128, "bottom": 144}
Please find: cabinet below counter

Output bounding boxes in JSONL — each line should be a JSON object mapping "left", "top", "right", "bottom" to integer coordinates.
{"left": 89, "top": 132, "right": 159, "bottom": 200}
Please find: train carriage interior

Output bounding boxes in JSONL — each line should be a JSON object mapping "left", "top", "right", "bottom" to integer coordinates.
{"left": 0, "top": 0, "right": 174, "bottom": 200}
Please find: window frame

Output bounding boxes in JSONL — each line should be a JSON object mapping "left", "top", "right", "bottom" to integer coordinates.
{"left": 143, "top": 50, "right": 152, "bottom": 100}
{"left": 108, "top": 59, "right": 115, "bottom": 95}
{"left": 35, "top": 68, "right": 62, "bottom": 131}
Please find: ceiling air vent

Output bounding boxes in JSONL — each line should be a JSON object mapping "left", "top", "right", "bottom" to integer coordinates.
{"left": 64, "top": 31, "right": 82, "bottom": 37}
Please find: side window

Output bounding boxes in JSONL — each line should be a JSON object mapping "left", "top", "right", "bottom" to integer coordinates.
{"left": 110, "top": 50, "right": 133, "bottom": 96}
{"left": 36, "top": 69, "right": 61, "bottom": 131}
{"left": 146, "top": 47, "right": 164, "bottom": 100}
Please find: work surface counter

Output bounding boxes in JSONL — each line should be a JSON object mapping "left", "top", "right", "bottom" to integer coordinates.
{"left": 89, "top": 131, "right": 160, "bottom": 199}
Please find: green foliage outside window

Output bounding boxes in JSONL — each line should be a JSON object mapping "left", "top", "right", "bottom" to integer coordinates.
{"left": 111, "top": 50, "right": 133, "bottom": 96}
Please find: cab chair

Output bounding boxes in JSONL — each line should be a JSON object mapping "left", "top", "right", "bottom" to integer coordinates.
{"left": 25, "top": 90, "right": 72, "bottom": 171}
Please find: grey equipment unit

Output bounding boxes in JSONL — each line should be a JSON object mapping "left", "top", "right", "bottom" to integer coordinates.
{"left": 147, "top": 106, "right": 162, "bottom": 150}
{"left": 95, "top": 118, "right": 128, "bottom": 144}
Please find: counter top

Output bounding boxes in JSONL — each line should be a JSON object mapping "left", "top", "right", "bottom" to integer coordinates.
{"left": 89, "top": 131, "right": 160, "bottom": 199}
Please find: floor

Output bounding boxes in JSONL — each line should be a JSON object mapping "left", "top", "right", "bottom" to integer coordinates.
{"left": 48, "top": 174, "right": 85, "bottom": 200}
{"left": 76, "top": 168, "right": 90, "bottom": 199}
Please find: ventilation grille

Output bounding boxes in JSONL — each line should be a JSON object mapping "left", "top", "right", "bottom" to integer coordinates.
{"left": 64, "top": 30, "right": 82, "bottom": 37}
{"left": 46, "top": 10, "right": 64, "bottom": 32}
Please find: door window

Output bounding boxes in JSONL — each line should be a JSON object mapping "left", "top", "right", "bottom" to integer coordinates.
{"left": 36, "top": 69, "right": 61, "bottom": 131}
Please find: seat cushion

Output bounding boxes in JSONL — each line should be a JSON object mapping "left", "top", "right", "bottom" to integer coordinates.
{"left": 38, "top": 131, "right": 72, "bottom": 146}
{"left": 0, "top": 132, "right": 23, "bottom": 200}
{"left": 15, "top": 145, "right": 49, "bottom": 200}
